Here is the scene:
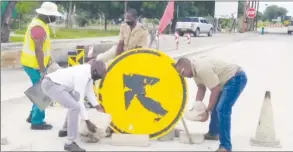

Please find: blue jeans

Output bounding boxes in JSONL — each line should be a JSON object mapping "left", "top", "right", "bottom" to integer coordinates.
{"left": 208, "top": 71, "right": 247, "bottom": 151}
{"left": 23, "top": 66, "right": 45, "bottom": 125}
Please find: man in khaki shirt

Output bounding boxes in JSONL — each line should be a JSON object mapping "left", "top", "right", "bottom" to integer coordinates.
{"left": 175, "top": 57, "right": 247, "bottom": 152}
{"left": 96, "top": 8, "right": 148, "bottom": 63}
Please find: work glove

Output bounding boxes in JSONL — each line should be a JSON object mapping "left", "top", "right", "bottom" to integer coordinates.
{"left": 184, "top": 101, "right": 207, "bottom": 121}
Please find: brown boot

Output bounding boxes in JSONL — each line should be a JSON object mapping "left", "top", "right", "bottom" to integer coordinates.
{"left": 204, "top": 133, "right": 219, "bottom": 140}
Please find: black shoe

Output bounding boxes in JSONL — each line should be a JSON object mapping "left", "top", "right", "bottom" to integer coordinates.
{"left": 31, "top": 122, "right": 53, "bottom": 130}
{"left": 105, "top": 127, "right": 114, "bottom": 137}
{"left": 59, "top": 130, "right": 67, "bottom": 137}
{"left": 204, "top": 133, "right": 219, "bottom": 140}
{"left": 26, "top": 115, "right": 31, "bottom": 123}
{"left": 64, "top": 142, "right": 86, "bottom": 152}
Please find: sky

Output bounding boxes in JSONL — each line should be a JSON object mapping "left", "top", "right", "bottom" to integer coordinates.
{"left": 214, "top": 2, "right": 293, "bottom": 18}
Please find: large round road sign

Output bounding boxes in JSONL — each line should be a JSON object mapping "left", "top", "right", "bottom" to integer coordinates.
{"left": 246, "top": 7, "right": 256, "bottom": 19}
{"left": 98, "top": 48, "right": 187, "bottom": 139}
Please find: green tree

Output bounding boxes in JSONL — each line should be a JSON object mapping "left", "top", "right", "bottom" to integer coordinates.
{"left": 263, "top": 5, "right": 288, "bottom": 21}
{"left": 256, "top": 11, "right": 264, "bottom": 21}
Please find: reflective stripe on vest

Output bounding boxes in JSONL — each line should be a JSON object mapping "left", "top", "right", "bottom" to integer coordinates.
{"left": 20, "top": 18, "right": 51, "bottom": 69}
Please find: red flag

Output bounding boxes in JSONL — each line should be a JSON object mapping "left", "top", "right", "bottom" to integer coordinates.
{"left": 158, "top": 0, "right": 174, "bottom": 34}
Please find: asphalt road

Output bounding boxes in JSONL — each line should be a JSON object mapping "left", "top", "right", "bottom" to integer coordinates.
{"left": 2, "top": 33, "right": 292, "bottom": 151}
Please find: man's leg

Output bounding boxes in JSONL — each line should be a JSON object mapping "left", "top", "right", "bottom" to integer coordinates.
{"left": 42, "top": 79, "right": 85, "bottom": 151}
{"left": 205, "top": 94, "right": 221, "bottom": 140}
{"left": 59, "top": 114, "right": 68, "bottom": 137}
{"left": 149, "top": 37, "right": 154, "bottom": 48}
{"left": 23, "top": 66, "right": 52, "bottom": 130}
{"left": 216, "top": 71, "right": 247, "bottom": 151}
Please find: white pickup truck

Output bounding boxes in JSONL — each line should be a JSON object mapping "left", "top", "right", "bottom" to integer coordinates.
{"left": 288, "top": 21, "right": 293, "bottom": 35}
{"left": 175, "top": 17, "right": 214, "bottom": 37}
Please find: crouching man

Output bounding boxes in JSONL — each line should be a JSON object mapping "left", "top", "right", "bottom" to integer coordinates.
{"left": 41, "top": 60, "right": 106, "bottom": 152}
{"left": 174, "top": 57, "right": 247, "bottom": 152}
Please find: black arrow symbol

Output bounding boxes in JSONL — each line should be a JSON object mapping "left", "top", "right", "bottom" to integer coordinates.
{"left": 123, "top": 74, "right": 168, "bottom": 117}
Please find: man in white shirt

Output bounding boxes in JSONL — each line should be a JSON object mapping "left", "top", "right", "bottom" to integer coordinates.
{"left": 41, "top": 60, "right": 106, "bottom": 152}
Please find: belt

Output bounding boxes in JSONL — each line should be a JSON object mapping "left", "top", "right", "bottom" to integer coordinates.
{"left": 44, "top": 77, "right": 62, "bottom": 86}
{"left": 43, "top": 77, "right": 75, "bottom": 93}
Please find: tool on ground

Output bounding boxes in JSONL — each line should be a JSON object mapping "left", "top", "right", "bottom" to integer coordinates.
{"left": 181, "top": 117, "right": 194, "bottom": 144}
{"left": 250, "top": 91, "right": 281, "bottom": 148}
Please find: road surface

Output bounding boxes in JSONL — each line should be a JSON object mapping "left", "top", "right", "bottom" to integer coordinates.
{"left": 1, "top": 33, "right": 256, "bottom": 102}
{"left": 1, "top": 33, "right": 292, "bottom": 151}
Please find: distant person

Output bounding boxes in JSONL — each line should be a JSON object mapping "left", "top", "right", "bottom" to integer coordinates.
{"left": 20, "top": 1, "right": 62, "bottom": 130}
{"left": 41, "top": 60, "right": 106, "bottom": 152}
{"left": 96, "top": 8, "right": 148, "bottom": 62}
{"left": 174, "top": 57, "right": 247, "bottom": 152}
{"left": 149, "top": 22, "right": 157, "bottom": 48}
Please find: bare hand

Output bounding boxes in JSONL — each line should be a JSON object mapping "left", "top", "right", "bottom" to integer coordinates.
{"left": 95, "top": 105, "right": 105, "bottom": 113}
{"left": 199, "top": 111, "right": 209, "bottom": 122}
{"left": 86, "top": 120, "right": 97, "bottom": 133}
{"left": 40, "top": 71, "right": 46, "bottom": 80}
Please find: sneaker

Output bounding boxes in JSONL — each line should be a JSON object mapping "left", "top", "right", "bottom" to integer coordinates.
{"left": 204, "top": 133, "right": 219, "bottom": 140}
{"left": 31, "top": 122, "right": 53, "bottom": 130}
{"left": 64, "top": 142, "right": 86, "bottom": 152}
{"left": 58, "top": 130, "right": 67, "bottom": 137}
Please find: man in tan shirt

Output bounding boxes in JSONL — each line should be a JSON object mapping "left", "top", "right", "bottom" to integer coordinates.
{"left": 175, "top": 57, "right": 247, "bottom": 152}
{"left": 96, "top": 8, "right": 148, "bottom": 63}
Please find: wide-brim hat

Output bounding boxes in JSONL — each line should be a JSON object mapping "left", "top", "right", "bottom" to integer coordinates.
{"left": 36, "top": 2, "right": 62, "bottom": 17}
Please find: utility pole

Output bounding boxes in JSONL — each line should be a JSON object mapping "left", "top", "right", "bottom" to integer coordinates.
{"left": 251, "top": 1, "right": 255, "bottom": 31}
{"left": 124, "top": 0, "right": 128, "bottom": 15}
{"left": 256, "top": 1, "right": 259, "bottom": 30}
{"left": 176, "top": 4, "right": 179, "bottom": 18}
{"left": 241, "top": 0, "right": 248, "bottom": 33}
{"left": 67, "top": 1, "right": 73, "bottom": 29}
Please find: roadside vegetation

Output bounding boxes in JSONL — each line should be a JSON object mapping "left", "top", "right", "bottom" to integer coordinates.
{"left": 10, "top": 28, "right": 119, "bottom": 42}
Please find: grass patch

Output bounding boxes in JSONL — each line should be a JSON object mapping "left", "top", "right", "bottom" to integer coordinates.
{"left": 9, "top": 36, "right": 25, "bottom": 42}
{"left": 11, "top": 28, "right": 119, "bottom": 42}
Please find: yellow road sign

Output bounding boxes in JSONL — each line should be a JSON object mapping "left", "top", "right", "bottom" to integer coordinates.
{"left": 97, "top": 48, "right": 187, "bottom": 139}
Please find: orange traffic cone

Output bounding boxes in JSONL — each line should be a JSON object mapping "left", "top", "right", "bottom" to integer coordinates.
{"left": 250, "top": 91, "right": 281, "bottom": 148}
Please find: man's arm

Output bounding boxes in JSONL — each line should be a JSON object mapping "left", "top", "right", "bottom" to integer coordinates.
{"left": 116, "top": 24, "right": 125, "bottom": 56}
{"left": 85, "top": 80, "right": 99, "bottom": 108}
{"left": 195, "top": 83, "right": 206, "bottom": 101}
{"left": 74, "top": 76, "right": 89, "bottom": 120}
{"left": 207, "top": 84, "right": 221, "bottom": 112}
{"left": 31, "top": 26, "right": 46, "bottom": 73}
{"left": 197, "top": 68, "right": 220, "bottom": 112}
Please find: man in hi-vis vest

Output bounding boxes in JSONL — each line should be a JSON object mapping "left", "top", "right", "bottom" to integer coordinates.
{"left": 20, "top": 2, "right": 62, "bottom": 130}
